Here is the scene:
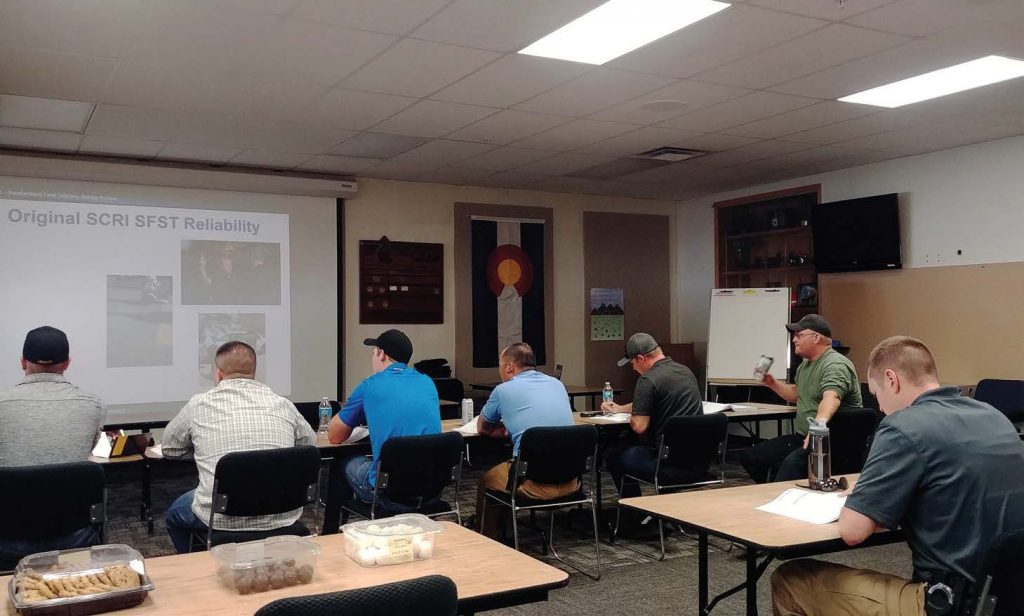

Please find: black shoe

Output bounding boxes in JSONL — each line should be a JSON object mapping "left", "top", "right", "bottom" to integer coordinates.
{"left": 462, "top": 514, "right": 477, "bottom": 530}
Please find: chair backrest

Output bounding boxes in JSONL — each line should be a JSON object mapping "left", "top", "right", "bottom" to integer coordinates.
{"left": 973, "top": 528, "right": 1024, "bottom": 616}
{"left": 0, "top": 461, "right": 105, "bottom": 541}
{"left": 212, "top": 446, "right": 321, "bottom": 517}
{"left": 974, "top": 379, "right": 1024, "bottom": 424}
{"left": 376, "top": 432, "right": 464, "bottom": 504}
{"left": 660, "top": 413, "right": 729, "bottom": 472}
{"left": 553, "top": 364, "right": 563, "bottom": 380}
{"left": 293, "top": 401, "right": 340, "bottom": 433}
{"left": 859, "top": 382, "right": 880, "bottom": 411}
{"left": 254, "top": 574, "right": 458, "bottom": 616}
{"left": 432, "top": 378, "right": 465, "bottom": 402}
{"left": 828, "top": 407, "right": 881, "bottom": 475}
{"left": 516, "top": 425, "right": 597, "bottom": 486}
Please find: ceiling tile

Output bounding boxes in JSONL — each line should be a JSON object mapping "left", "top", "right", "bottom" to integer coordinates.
{"left": 845, "top": 0, "right": 1023, "bottom": 37}
{"left": 411, "top": 0, "right": 606, "bottom": 52}
{"left": 447, "top": 110, "right": 570, "bottom": 145}
{"left": 0, "top": 47, "right": 117, "bottom": 101}
{"left": 695, "top": 140, "right": 813, "bottom": 167}
{"left": 85, "top": 105, "right": 186, "bottom": 141}
{"left": 577, "top": 126, "right": 704, "bottom": 156}
{"left": 229, "top": 150, "right": 313, "bottom": 169}
{"left": 236, "top": 119, "right": 354, "bottom": 153}
{"left": 514, "top": 152, "right": 617, "bottom": 176}
{"left": 417, "top": 166, "right": 498, "bottom": 185}
{"left": 431, "top": 54, "right": 591, "bottom": 108}
{"left": 290, "top": 0, "right": 449, "bottom": 36}
{"left": 102, "top": 63, "right": 226, "bottom": 112}
{"left": 203, "top": 0, "right": 302, "bottom": 16}
{"left": 782, "top": 111, "right": 920, "bottom": 145}
{"left": 454, "top": 146, "right": 555, "bottom": 171}
{"left": 341, "top": 39, "right": 502, "bottom": 98}
{"left": 697, "top": 24, "right": 909, "bottom": 90}
{"left": 0, "top": 127, "right": 83, "bottom": 152}
{"left": 742, "top": 145, "right": 854, "bottom": 172}
{"left": 512, "top": 119, "right": 639, "bottom": 151}
{"left": 387, "top": 139, "right": 497, "bottom": 166}
{"left": 608, "top": 5, "right": 826, "bottom": 79}
{"left": 329, "top": 133, "right": 427, "bottom": 158}
{"left": 0, "top": 0, "right": 141, "bottom": 59}
{"left": 475, "top": 170, "right": 546, "bottom": 189}
{"left": 659, "top": 91, "right": 820, "bottom": 132}
{"left": 370, "top": 100, "right": 498, "bottom": 138}
{"left": 673, "top": 133, "right": 762, "bottom": 152}
{"left": 296, "top": 89, "right": 417, "bottom": 131}
{"left": 295, "top": 154, "right": 378, "bottom": 174}
{"left": 79, "top": 135, "right": 163, "bottom": 158}
{"left": 515, "top": 69, "right": 675, "bottom": 117}
{"left": 361, "top": 160, "right": 437, "bottom": 181}
{"left": 156, "top": 142, "right": 241, "bottom": 164}
{"left": 589, "top": 80, "right": 751, "bottom": 124}
{"left": 0, "top": 95, "right": 93, "bottom": 132}
{"left": 746, "top": 0, "right": 893, "bottom": 20}
{"left": 724, "top": 101, "right": 876, "bottom": 139}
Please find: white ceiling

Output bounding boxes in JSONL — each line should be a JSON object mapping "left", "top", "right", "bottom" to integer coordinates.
{"left": 1, "top": 0, "right": 1023, "bottom": 200}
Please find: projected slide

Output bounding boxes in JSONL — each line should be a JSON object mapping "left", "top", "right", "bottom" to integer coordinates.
{"left": 0, "top": 199, "right": 291, "bottom": 406}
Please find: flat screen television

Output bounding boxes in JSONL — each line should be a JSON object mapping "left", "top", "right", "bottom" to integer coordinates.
{"left": 813, "top": 193, "right": 902, "bottom": 273}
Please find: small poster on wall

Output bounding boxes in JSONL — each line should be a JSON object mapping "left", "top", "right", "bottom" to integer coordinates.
{"left": 590, "top": 288, "right": 624, "bottom": 341}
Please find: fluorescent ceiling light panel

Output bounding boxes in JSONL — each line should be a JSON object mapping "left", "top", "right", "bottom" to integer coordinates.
{"left": 839, "top": 55, "right": 1024, "bottom": 108}
{"left": 519, "top": 0, "right": 730, "bottom": 65}
{"left": 0, "top": 95, "right": 95, "bottom": 132}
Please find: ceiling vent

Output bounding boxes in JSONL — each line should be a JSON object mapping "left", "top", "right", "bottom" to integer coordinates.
{"left": 635, "top": 146, "right": 707, "bottom": 162}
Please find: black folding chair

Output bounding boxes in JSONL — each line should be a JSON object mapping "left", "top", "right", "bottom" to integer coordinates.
{"left": 829, "top": 407, "right": 882, "bottom": 475}
{"left": 974, "top": 379, "right": 1024, "bottom": 425}
{"left": 971, "top": 528, "right": 1024, "bottom": 616}
{"left": 254, "top": 574, "right": 458, "bottom": 616}
{"left": 341, "top": 432, "right": 463, "bottom": 524}
{"left": 0, "top": 462, "right": 106, "bottom": 572}
{"left": 432, "top": 379, "right": 466, "bottom": 420}
{"left": 482, "top": 425, "right": 601, "bottom": 580}
{"left": 613, "top": 413, "right": 729, "bottom": 560}
{"left": 189, "top": 445, "right": 321, "bottom": 551}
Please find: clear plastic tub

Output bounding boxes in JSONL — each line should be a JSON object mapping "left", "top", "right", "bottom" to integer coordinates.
{"left": 341, "top": 514, "right": 444, "bottom": 567}
{"left": 7, "top": 544, "right": 153, "bottom": 616}
{"left": 210, "top": 535, "right": 319, "bottom": 595}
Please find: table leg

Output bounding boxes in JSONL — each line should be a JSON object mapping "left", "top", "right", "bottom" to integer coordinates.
{"left": 746, "top": 545, "right": 758, "bottom": 616}
{"left": 321, "top": 455, "right": 345, "bottom": 535}
{"left": 142, "top": 458, "right": 154, "bottom": 535}
{"left": 699, "top": 531, "right": 708, "bottom": 613}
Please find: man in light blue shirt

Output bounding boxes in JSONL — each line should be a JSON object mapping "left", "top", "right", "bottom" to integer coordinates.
{"left": 474, "top": 342, "right": 576, "bottom": 537}
{"left": 328, "top": 329, "right": 441, "bottom": 511}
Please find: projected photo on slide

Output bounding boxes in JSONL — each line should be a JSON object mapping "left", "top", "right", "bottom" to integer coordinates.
{"left": 181, "top": 240, "right": 281, "bottom": 305}
{"left": 198, "top": 313, "right": 267, "bottom": 386}
{"left": 106, "top": 275, "right": 173, "bottom": 368}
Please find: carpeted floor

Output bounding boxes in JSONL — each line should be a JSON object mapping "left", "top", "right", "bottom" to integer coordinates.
{"left": 100, "top": 444, "right": 914, "bottom": 615}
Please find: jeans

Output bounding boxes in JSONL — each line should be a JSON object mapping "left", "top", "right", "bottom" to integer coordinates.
{"left": 607, "top": 445, "right": 660, "bottom": 498}
{"left": 0, "top": 526, "right": 99, "bottom": 569}
{"left": 164, "top": 489, "right": 209, "bottom": 554}
{"left": 740, "top": 434, "right": 806, "bottom": 484}
{"left": 336, "top": 455, "right": 435, "bottom": 514}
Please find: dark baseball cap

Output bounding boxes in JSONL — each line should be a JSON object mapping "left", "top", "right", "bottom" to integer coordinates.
{"left": 785, "top": 314, "right": 832, "bottom": 338}
{"left": 617, "top": 332, "right": 659, "bottom": 367}
{"left": 23, "top": 326, "right": 70, "bottom": 365}
{"left": 363, "top": 329, "right": 413, "bottom": 364}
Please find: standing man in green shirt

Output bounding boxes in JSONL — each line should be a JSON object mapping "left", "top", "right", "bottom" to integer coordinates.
{"left": 740, "top": 314, "right": 862, "bottom": 483}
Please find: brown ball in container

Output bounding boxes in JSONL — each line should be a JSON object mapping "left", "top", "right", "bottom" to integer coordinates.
{"left": 297, "top": 564, "right": 314, "bottom": 584}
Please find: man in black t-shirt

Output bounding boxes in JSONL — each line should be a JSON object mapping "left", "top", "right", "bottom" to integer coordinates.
{"left": 772, "top": 336, "right": 1024, "bottom": 616}
{"left": 603, "top": 332, "right": 702, "bottom": 498}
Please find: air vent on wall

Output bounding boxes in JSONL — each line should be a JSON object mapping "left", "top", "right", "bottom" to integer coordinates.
{"left": 635, "top": 146, "right": 707, "bottom": 162}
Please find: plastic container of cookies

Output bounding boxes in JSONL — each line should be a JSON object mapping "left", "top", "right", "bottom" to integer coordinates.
{"left": 341, "top": 513, "right": 444, "bottom": 567}
{"left": 7, "top": 544, "right": 153, "bottom": 616}
{"left": 210, "top": 535, "right": 319, "bottom": 595}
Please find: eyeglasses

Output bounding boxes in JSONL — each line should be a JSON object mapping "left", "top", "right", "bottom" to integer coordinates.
{"left": 792, "top": 331, "right": 818, "bottom": 340}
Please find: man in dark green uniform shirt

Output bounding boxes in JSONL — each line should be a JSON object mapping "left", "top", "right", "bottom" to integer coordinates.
{"left": 741, "top": 314, "right": 862, "bottom": 483}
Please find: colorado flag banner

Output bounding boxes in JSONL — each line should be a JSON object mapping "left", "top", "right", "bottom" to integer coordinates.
{"left": 471, "top": 217, "right": 546, "bottom": 368}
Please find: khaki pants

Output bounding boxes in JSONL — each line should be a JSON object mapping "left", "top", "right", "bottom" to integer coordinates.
{"left": 772, "top": 559, "right": 926, "bottom": 616}
{"left": 475, "top": 461, "right": 579, "bottom": 538}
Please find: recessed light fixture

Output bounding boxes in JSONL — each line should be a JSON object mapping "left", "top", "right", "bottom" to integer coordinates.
{"left": 519, "top": 0, "right": 730, "bottom": 65}
{"left": 839, "top": 55, "right": 1024, "bottom": 108}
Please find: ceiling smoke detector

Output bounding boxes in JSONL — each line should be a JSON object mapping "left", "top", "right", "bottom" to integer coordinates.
{"left": 635, "top": 146, "right": 707, "bottom": 162}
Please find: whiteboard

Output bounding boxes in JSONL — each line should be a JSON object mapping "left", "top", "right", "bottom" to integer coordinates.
{"left": 706, "top": 288, "right": 791, "bottom": 384}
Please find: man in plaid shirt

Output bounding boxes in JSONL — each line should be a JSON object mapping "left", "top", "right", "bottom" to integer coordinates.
{"left": 162, "top": 341, "right": 315, "bottom": 553}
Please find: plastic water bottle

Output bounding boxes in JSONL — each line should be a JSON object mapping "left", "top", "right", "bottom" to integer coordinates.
{"left": 317, "top": 397, "right": 331, "bottom": 435}
{"left": 461, "top": 398, "right": 474, "bottom": 423}
{"left": 602, "top": 382, "right": 614, "bottom": 405}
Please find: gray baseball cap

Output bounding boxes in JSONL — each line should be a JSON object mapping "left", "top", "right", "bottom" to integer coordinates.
{"left": 785, "top": 314, "right": 832, "bottom": 338}
{"left": 617, "top": 332, "right": 659, "bottom": 367}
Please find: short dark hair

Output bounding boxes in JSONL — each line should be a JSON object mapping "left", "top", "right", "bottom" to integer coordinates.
{"left": 502, "top": 342, "right": 536, "bottom": 369}
{"left": 215, "top": 340, "right": 257, "bottom": 377}
{"left": 866, "top": 335, "right": 938, "bottom": 386}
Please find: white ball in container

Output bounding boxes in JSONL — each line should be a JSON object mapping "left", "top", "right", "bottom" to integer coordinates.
{"left": 357, "top": 545, "right": 379, "bottom": 567}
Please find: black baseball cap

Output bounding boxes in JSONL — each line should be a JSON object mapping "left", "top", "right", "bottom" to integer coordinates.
{"left": 23, "top": 326, "right": 70, "bottom": 365}
{"left": 363, "top": 329, "right": 413, "bottom": 364}
{"left": 617, "top": 332, "right": 659, "bottom": 367}
{"left": 785, "top": 314, "right": 832, "bottom": 338}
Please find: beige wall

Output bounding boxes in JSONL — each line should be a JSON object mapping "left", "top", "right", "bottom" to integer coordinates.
{"left": 343, "top": 178, "right": 677, "bottom": 394}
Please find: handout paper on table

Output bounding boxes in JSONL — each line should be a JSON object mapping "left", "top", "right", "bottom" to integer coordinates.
{"left": 345, "top": 426, "right": 369, "bottom": 443}
{"left": 756, "top": 488, "right": 848, "bottom": 524}
{"left": 587, "top": 412, "right": 630, "bottom": 423}
{"left": 455, "top": 417, "right": 479, "bottom": 435}
{"left": 145, "top": 443, "right": 163, "bottom": 458}
{"left": 702, "top": 401, "right": 755, "bottom": 414}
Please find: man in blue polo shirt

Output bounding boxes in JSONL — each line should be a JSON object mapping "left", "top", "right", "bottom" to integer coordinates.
{"left": 328, "top": 329, "right": 441, "bottom": 510}
{"left": 474, "top": 342, "right": 576, "bottom": 537}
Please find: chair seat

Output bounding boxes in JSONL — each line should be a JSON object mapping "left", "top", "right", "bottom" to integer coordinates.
{"left": 342, "top": 498, "right": 453, "bottom": 520}
{"left": 486, "top": 488, "right": 589, "bottom": 508}
{"left": 206, "top": 521, "right": 309, "bottom": 548}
